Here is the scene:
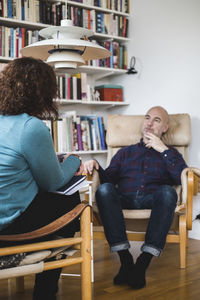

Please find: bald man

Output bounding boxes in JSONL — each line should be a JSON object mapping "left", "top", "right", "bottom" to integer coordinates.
{"left": 84, "top": 106, "right": 187, "bottom": 289}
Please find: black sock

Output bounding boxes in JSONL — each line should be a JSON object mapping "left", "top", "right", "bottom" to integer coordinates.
{"left": 128, "top": 252, "right": 153, "bottom": 289}
{"left": 113, "top": 249, "right": 134, "bottom": 285}
{"left": 136, "top": 252, "right": 153, "bottom": 269}
{"left": 118, "top": 249, "right": 134, "bottom": 267}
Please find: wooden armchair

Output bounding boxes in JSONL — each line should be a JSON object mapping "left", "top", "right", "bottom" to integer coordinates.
{"left": 92, "top": 113, "right": 199, "bottom": 269}
{"left": 0, "top": 202, "right": 92, "bottom": 300}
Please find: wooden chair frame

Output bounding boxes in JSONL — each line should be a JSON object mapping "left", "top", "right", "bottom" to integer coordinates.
{"left": 0, "top": 203, "right": 92, "bottom": 300}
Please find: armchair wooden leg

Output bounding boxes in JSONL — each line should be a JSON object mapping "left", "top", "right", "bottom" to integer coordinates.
{"left": 81, "top": 206, "right": 92, "bottom": 300}
{"left": 16, "top": 276, "right": 24, "bottom": 293}
{"left": 179, "top": 215, "right": 187, "bottom": 269}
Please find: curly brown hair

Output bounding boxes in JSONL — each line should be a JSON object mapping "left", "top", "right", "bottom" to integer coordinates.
{"left": 0, "top": 57, "right": 59, "bottom": 119}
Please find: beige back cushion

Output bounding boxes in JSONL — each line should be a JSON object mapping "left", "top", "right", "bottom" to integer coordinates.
{"left": 106, "top": 113, "right": 191, "bottom": 166}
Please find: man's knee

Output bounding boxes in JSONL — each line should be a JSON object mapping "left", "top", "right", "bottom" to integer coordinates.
{"left": 157, "top": 185, "right": 177, "bottom": 208}
{"left": 96, "top": 183, "right": 115, "bottom": 197}
{"left": 95, "top": 183, "right": 116, "bottom": 207}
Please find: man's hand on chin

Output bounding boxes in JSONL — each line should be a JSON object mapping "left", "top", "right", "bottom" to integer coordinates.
{"left": 144, "top": 133, "right": 168, "bottom": 153}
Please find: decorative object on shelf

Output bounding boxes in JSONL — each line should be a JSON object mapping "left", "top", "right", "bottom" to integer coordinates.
{"left": 20, "top": 19, "right": 111, "bottom": 70}
{"left": 95, "top": 84, "right": 123, "bottom": 102}
{"left": 94, "top": 90, "right": 100, "bottom": 102}
{"left": 127, "top": 56, "right": 138, "bottom": 75}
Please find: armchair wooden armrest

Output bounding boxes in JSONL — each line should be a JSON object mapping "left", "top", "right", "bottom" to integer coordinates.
{"left": 0, "top": 203, "right": 89, "bottom": 242}
{"left": 180, "top": 167, "right": 200, "bottom": 230}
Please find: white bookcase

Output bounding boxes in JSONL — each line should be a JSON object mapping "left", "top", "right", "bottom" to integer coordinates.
{"left": 0, "top": 0, "right": 130, "bottom": 159}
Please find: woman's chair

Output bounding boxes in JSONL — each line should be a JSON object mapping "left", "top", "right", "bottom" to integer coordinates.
{"left": 0, "top": 201, "right": 92, "bottom": 300}
{"left": 91, "top": 113, "right": 200, "bottom": 269}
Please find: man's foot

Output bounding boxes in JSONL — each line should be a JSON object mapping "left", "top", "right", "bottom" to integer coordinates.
{"left": 113, "top": 266, "right": 128, "bottom": 285}
{"left": 114, "top": 249, "right": 135, "bottom": 285}
{"left": 127, "top": 252, "right": 153, "bottom": 289}
{"left": 113, "top": 264, "right": 135, "bottom": 285}
{"left": 127, "top": 265, "right": 146, "bottom": 289}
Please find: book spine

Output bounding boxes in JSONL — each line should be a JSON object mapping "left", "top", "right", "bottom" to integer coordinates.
{"left": 0, "top": 0, "right": 3, "bottom": 17}
{"left": 97, "top": 116, "right": 106, "bottom": 150}
{"left": 7, "top": 0, "right": 12, "bottom": 18}
{"left": 76, "top": 117, "right": 83, "bottom": 151}
{"left": 14, "top": 0, "right": 17, "bottom": 18}
{"left": 67, "top": 77, "right": 71, "bottom": 99}
{"left": 81, "top": 73, "right": 87, "bottom": 100}
{"left": 3, "top": 0, "right": 7, "bottom": 18}
{"left": 72, "top": 76, "right": 77, "bottom": 100}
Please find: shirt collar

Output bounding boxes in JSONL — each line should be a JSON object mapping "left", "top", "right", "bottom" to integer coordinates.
{"left": 139, "top": 138, "right": 146, "bottom": 147}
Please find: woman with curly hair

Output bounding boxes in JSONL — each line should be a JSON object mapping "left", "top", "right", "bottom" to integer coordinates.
{"left": 0, "top": 57, "right": 83, "bottom": 300}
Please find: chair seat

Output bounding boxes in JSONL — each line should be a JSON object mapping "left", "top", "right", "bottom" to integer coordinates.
{"left": 123, "top": 209, "right": 151, "bottom": 219}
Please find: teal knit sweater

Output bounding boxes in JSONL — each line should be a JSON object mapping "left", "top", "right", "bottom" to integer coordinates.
{"left": 0, "top": 113, "right": 80, "bottom": 231}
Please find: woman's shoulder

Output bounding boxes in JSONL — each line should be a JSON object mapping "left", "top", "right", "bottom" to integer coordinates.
{"left": 22, "top": 114, "right": 46, "bottom": 129}
{"left": 20, "top": 114, "right": 48, "bottom": 139}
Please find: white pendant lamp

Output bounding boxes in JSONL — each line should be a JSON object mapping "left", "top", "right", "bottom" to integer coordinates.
{"left": 20, "top": 19, "right": 111, "bottom": 70}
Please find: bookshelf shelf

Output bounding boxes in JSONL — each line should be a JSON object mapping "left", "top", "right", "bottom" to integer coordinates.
{"left": 0, "top": 17, "right": 48, "bottom": 30}
{"left": 71, "top": 150, "right": 108, "bottom": 155}
{"left": 93, "top": 32, "right": 130, "bottom": 42}
{"left": 57, "top": 150, "right": 108, "bottom": 155}
{"left": 0, "top": 56, "right": 12, "bottom": 63}
{"left": 66, "top": 1, "right": 130, "bottom": 17}
{"left": 57, "top": 66, "right": 127, "bottom": 78}
{"left": 57, "top": 99, "right": 129, "bottom": 108}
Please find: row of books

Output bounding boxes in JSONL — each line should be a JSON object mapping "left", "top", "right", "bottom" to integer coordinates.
{"left": 67, "top": 6, "right": 95, "bottom": 30}
{"left": 57, "top": 73, "right": 107, "bottom": 102}
{"left": 44, "top": 113, "right": 107, "bottom": 153}
{"left": 0, "top": 26, "right": 39, "bottom": 58}
{"left": 89, "top": 40, "right": 127, "bottom": 69}
{"left": 67, "top": 6, "right": 128, "bottom": 37}
{"left": 72, "top": 0, "right": 129, "bottom": 13}
{"left": 57, "top": 73, "right": 88, "bottom": 101}
{"left": 0, "top": 1, "right": 67, "bottom": 24}
{"left": 39, "top": 1, "right": 67, "bottom": 25}
{"left": 0, "top": 1, "right": 129, "bottom": 23}
{"left": 96, "top": 12, "right": 128, "bottom": 37}
{"left": 0, "top": 0, "right": 40, "bottom": 22}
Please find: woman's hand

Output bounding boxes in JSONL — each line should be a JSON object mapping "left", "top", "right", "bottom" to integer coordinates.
{"left": 75, "top": 163, "right": 84, "bottom": 176}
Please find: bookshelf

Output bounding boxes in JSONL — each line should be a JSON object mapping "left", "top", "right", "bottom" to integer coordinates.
{"left": 57, "top": 99, "right": 129, "bottom": 108}
{"left": 0, "top": 0, "right": 130, "bottom": 157}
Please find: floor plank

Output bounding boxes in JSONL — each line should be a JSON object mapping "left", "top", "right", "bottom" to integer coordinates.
{"left": 0, "top": 238, "right": 200, "bottom": 299}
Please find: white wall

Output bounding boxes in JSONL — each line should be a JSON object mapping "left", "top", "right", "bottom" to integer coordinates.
{"left": 111, "top": 0, "right": 200, "bottom": 238}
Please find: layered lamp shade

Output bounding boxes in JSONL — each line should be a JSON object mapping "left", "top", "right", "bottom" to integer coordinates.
{"left": 20, "top": 19, "right": 111, "bottom": 70}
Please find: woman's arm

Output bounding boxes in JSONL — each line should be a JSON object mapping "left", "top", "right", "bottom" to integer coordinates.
{"left": 20, "top": 117, "right": 81, "bottom": 191}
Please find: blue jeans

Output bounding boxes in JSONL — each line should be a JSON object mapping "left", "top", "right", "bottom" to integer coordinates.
{"left": 95, "top": 183, "right": 177, "bottom": 256}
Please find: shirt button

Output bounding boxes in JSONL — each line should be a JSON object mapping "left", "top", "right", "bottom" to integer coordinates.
{"left": 164, "top": 154, "right": 167, "bottom": 157}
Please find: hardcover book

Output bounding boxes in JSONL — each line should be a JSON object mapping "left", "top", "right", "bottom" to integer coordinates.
{"left": 56, "top": 175, "right": 87, "bottom": 195}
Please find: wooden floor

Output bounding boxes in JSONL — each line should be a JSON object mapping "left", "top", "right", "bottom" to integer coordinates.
{"left": 1, "top": 238, "right": 200, "bottom": 299}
